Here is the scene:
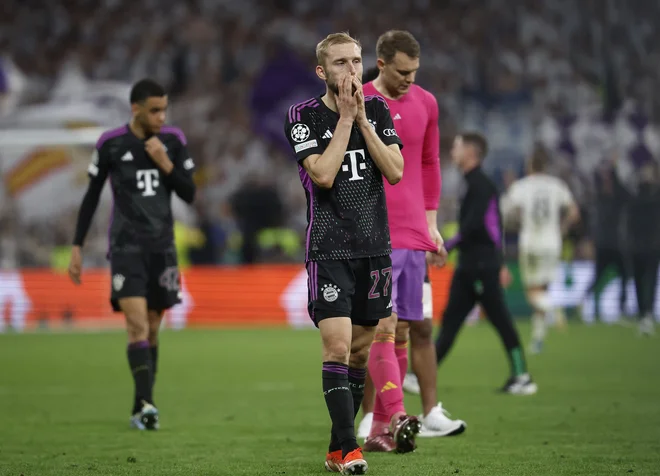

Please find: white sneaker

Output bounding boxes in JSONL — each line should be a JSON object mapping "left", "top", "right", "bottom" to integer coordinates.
{"left": 639, "top": 316, "right": 655, "bottom": 336}
{"left": 402, "top": 372, "right": 421, "bottom": 395}
{"left": 357, "top": 412, "right": 373, "bottom": 439}
{"left": 500, "top": 373, "right": 538, "bottom": 395}
{"left": 418, "top": 403, "right": 466, "bottom": 437}
{"left": 129, "top": 401, "right": 159, "bottom": 430}
{"left": 129, "top": 414, "right": 146, "bottom": 430}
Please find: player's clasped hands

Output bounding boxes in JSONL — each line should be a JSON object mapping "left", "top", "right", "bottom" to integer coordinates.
{"left": 352, "top": 75, "right": 368, "bottom": 127}
{"left": 337, "top": 74, "right": 358, "bottom": 120}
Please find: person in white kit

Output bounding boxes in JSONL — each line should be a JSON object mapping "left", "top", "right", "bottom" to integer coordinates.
{"left": 502, "top": 148, "right": 580, "bottom": 354}
{"left": 0, "top": 204, "right": 31, "bottom": 333}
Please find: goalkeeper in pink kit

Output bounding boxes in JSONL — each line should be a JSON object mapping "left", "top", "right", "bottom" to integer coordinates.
{"left": 358, "top": 30, "right": 466, "bottom": 453}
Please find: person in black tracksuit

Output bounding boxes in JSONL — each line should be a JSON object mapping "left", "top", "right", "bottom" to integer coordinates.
{"left": 435, "top": 132, "right": 537, "bottom": 395}
{"left": 628, "top": 162, "right": 660, "bottom": 335}
{"left": 583, "top": 162, "right": 630, "bottom": 319}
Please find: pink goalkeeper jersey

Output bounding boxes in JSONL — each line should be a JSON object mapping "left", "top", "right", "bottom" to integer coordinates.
{"left": 362, "top": 82, "right": 441, "bottom": 251}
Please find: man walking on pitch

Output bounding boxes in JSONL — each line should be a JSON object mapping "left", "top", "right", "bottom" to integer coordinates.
{"left": 357, "top": 31, "right": 466, "bottom": 451}
{"left": 284, "top": 32, "right": 404, "bottom": 474}
{"left": 436, "top": 133, "right": 537, "bottom": 395}
{"left": 68, "top": 79, "right": 196, "bottom": 430}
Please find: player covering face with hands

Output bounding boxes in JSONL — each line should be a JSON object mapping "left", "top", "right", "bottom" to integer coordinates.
{"left": 284, "top": 32, "right": 405, "bottom": 474}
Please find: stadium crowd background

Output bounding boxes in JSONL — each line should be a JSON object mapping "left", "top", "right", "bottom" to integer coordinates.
{"left": 0, "top": 0, "right": 659, "bottom": 269}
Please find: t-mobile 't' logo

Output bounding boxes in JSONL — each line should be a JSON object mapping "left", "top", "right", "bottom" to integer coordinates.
{"left": 136, "top": 169, "right": 160, "bottom": 196}
{"left": 342, "top": 149, "right": 367, "bottom": 181}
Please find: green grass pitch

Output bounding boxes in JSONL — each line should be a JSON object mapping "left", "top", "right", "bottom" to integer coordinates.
{"left": 0, "top": 322, "right": 659, "bottom": 475}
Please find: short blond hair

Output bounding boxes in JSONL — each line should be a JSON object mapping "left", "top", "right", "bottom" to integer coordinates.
{"left": 316, "top": 32, "right": 362, "bottom": 66}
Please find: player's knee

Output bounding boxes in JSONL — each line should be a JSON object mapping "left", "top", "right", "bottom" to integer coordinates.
{"left": 323, "top": 340, "right": 351, "bottom": 364}
{"left": 409, "top": 319, "right": 433, "bottom": 347}
{"left": 395, "top": 320, "right": 409, "bottom": 344}
{"left": 126, "top": 315, "right": 149, "bottom": 342}
{"left": 349, "top": 345, "right": 370, "bottom": 368}
{"left": 375, "top": 314, "right": 397, "bottom": 334}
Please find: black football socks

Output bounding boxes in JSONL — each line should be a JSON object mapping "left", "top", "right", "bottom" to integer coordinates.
{"left": 329, "top": 366, "right": 367, "bottom": 452}
{"left": 128, "top": 341, "right": 153, "bottom": 414}
{"left": 323, "top": 362, "right": 359, "bottom": 457}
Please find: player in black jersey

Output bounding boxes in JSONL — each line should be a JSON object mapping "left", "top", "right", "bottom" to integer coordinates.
{"left": 284, "top": 32, "right": 404, "bottom": 475}
{"left": 68, "top": 79, "right": 196, "bottom": 430}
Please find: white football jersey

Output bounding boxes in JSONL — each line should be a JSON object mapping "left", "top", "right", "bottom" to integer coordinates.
{"left": 503, "top": 174, "right": 574, "bottom": 254}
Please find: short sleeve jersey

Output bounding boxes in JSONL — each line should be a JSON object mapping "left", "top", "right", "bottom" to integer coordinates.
{"left": 284, "top": 95, "right": 403, "bottom": 261}
{"left": 505, "top": 174, "right": 574, "bottom": 254}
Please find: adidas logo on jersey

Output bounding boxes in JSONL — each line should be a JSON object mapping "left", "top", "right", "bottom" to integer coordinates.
{"left": 121, "top": 151, "right": 133, "bottom": 161}
{"left": 386, "top": 300, "right": 393, "bottom": 309}
{"left": 393, "top": 113, "right": 402, "bottom": 120}
{"left": 322, "top": 129, "right": 333, "bottom": 139}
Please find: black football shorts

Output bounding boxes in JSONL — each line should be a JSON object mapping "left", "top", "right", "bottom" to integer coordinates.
{"left": 109, "top": 250, "right": 182, "bottom": 312}
{"left": 306, "top": 255, "right": 393, "bottom": 327}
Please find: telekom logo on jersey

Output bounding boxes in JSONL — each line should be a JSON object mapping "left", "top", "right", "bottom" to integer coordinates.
{"left": 342, "top": 149, "right": 367, "bottom": 181}
{"left": 136, "top": 169, "right": 160, "bottom": 196}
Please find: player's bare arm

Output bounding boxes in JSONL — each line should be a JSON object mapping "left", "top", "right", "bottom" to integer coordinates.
{"left": 353, "top": 77, "right": 403, "bottom": 185}
{"left": 302, "top": 75, "right": 356, "bottom": 189}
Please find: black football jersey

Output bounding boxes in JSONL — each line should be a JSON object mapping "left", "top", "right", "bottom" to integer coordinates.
{"left": 88, "top": 124, "right": 195, "bottom": 253}
{"left": 284, "top": 94, "right": 403, "bottom": 261}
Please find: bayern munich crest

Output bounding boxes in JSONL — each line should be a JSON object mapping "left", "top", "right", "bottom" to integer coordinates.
{"left": 113, "top": 274, "right": 125, "bottom": 291}
{"left": 322, "top": 284, "right": 341, "bottom": 302}
{"left": 291, "top": 123, "right": 311, "bottom": 143}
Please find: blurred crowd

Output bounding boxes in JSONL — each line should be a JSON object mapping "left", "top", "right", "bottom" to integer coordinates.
{"left": 0, "top": 0, "right": 659, "bottom": 267}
